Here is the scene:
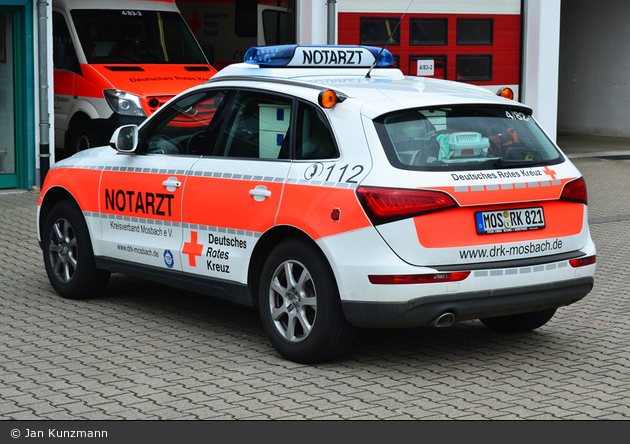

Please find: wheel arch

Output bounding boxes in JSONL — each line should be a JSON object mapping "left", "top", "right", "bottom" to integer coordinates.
{"left": 248, "top": 225, "right": 333, "bottom": 306}
{"left": 65, "top": 111, "right": 92, "bottom": 143}
{"left": 39, "top": 186, "right": 81, "bottom": 241}
{"left": 68, "top": 99, "right": 102, "bottom": 126}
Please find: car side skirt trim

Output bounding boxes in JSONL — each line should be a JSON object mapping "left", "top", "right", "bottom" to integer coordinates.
{"left": 95, "top": 257, "right": 254, "bottom": 306}
{"left": 341, "top": 277, "right": 594, "bottom": 328}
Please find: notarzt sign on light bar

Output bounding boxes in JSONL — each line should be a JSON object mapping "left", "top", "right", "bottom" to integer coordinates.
{"left": 243, "top": 45, "right": 394, "bottom": 68}
{"left": 287, "top": 47, "right": 372, "bottom": 67}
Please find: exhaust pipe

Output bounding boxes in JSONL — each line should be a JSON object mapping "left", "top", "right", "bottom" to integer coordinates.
{"left": 431, "top": 312, "right": 456, "bottom": 328}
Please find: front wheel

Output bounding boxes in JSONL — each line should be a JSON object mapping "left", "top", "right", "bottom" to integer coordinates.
{"left": 259, "top": 237, "right": 356, "bottom": 364}
{"left": 480, "top": 308, "right": 557, "bottom": 333}
{"left": 42, "top": 200, "right": 110, "bottom": 299}
{"left": 65, "top": 118, "right": 99, "bottom": 158}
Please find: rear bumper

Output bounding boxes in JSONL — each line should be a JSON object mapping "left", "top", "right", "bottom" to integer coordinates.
{"left": 341, "top": 276, "right": 593, "bottom": 328}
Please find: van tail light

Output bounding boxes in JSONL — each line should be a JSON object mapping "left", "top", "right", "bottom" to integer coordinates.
{"left": 369, "top": 272, "right": 470, "bottom": 285}
{"left": 569, "top": 255, "right": 596, "bottom": 268}
{"left": 560, "top": 177, "right": 588, "bottom": 205}
{"left": 356, "top": 187, "right": 457, "bottom": 225}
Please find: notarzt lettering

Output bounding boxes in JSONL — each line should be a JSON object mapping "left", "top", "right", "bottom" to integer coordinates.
{"left": 302, "top": 49, "right": 363, "bottom": 65}
{"left": 104, "top": 189, "right": 174, "bottom": 216}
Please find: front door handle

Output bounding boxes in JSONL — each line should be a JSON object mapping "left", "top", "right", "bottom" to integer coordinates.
{"left": 249, "top": 185, "right": 272, "bottom": 202}
{"left": 162, "top": 177, "right": 182, "bottom": 192}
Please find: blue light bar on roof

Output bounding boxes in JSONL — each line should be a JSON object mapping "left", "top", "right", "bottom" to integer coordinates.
{"left": 243, "top": 45, "right": 395, "bottom": 68}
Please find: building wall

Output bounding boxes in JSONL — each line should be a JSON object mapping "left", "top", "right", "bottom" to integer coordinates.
{"left": 0, "top": 0, "right": 41, "bottom": 189}
{"left": 558, "top": 0, "right": 630, "bottom": 137}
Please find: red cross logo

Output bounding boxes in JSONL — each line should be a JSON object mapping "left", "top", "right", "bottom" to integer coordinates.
{"left": 183, "top": 231, "right": 204, "bottom": 267}
{"left": 543, "top": 166, "right": 557, "bottom": 180}
{"left": 188, "top": 11, "right": 202, "bottom": 35}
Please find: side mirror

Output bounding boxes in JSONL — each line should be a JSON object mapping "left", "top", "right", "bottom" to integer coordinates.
{"left": 110, "top": 125, "right": 139, "bottom": 152}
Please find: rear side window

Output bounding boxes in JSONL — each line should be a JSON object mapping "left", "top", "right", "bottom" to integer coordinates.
{"left": 374, "top": 106, "right": 563, "bottom": 172}
{"left": 295, "top": 103, "right": 338, "bottom": 160}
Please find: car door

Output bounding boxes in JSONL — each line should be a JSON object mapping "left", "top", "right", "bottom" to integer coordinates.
{"left": 180, "top": 89, "right": 293, "bottom": 285}
{"left": 99, "top": 88, "right": 229, "bottom": 273}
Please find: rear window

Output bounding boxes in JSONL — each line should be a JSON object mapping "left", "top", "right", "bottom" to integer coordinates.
{"left": 374, "top": 106, "right": 563, "bottom": 172}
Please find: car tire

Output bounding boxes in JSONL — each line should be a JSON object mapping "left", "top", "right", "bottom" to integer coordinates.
{"left": 259, "top": 237, "right": 356, "bottom": 364}
{"left": 66, "top": 118, "right": 99, "bottom": 158}
{"left": 480, "top": 308, "right": 557, "bottom": 333}
{"left": 42, "top": 200, "right": 110, "bottom": 299}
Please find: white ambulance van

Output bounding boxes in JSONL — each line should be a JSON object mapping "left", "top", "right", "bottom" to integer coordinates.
{"left": 52, "top": 0, "right": 217, "bottom": 159}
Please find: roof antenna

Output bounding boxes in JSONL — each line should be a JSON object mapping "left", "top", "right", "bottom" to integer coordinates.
{"left": 366, "top": 0, "right": 414, "bottom": 79}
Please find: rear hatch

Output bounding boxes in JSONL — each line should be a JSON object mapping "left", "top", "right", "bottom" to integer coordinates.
{"left": 357, "top": 103, "right": 590, "bottom": 267}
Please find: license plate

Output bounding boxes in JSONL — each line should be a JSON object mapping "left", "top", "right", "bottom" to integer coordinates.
{"left": 475, "top": 207, "right": 545, "bottom": 234}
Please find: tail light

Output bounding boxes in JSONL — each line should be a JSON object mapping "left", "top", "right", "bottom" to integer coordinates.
{"left": 560, "top": 177, "right": 588, "bottom": 205}
{"left": 369, "top": 272, "right": 470, "bottom": 285}
{"left": 356, "top": 187, "right": 457, "bottom": 225}
{"left": 570, "top": 255, "right": 596, "bottom": 268}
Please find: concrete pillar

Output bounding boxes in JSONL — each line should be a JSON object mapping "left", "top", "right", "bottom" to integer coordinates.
{"left": 296, "top": 0, "right": 330, "bottom": 45}
{"left": 521, "top": 0, "right": 561, "bottom": 142}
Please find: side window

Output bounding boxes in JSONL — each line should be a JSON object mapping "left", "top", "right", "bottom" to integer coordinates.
{"left": 52, "top": 12, "right": 80, "bottom": 74}
{"left": 457, "top": 18, "right": 494, "bottom": 45}
{"left": 140, "top": 90, "right": 227, "bottom": 155}
{"left": 295, "top": 103, "right": 338, "bottom": 160}
{"left": 214, "top": 91, "right": 292, "bottom": 159}
{"left": 410, "top": 18, "right": 448, "bottom": 46}
{"left": 456, "top": 54, "right": 493, "bottom": 81}
{"left": 360, "top": 17, "right": 400, "bottom": 46}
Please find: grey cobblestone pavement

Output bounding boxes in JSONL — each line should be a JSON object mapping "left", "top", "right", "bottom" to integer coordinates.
{"left": 1, "top": 157, "right": 629, "bottom": 420}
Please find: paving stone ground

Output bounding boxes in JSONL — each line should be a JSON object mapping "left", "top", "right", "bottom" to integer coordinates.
{"left": 1, "top": 157, "right": 629, "bottom": 420}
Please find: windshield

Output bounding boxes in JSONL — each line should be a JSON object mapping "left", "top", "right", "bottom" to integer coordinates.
{"left": 71, "top": 10, "right": 207, "bottom": 65}
{"left": 374, "top": 106, "right": 563, "bottom": 171}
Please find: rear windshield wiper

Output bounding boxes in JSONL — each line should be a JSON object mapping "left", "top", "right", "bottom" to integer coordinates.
{"left": 494, "top": 158, "right": 549, "bottom": 169}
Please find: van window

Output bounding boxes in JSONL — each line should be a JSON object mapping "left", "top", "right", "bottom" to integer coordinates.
{"left": 374, "top": 106, "right": 563, "bottom": 171}
{"left": 52, "top": 12, "right": 80, "bottom": 73}
{"left": 71, "top": 10, "right": 206, "bottom": 64}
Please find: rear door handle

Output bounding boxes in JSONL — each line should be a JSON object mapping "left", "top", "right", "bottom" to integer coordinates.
{"left": 249, "top": 185, "right": 272, "bottom": 201}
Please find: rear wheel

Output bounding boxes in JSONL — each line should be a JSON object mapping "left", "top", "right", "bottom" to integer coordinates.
{"left": 42, "top": 200, "right": 110, "bottom": 299}
{"left": 259, "top": 237, "right": 356, "bottom": 364}
{"left": 480, "top": 308, "right": 556, "bottom": 333}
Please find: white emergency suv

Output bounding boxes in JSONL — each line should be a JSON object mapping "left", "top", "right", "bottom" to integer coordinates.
{"left": 38, "top": 45, "right": 596, "bottom": 364}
